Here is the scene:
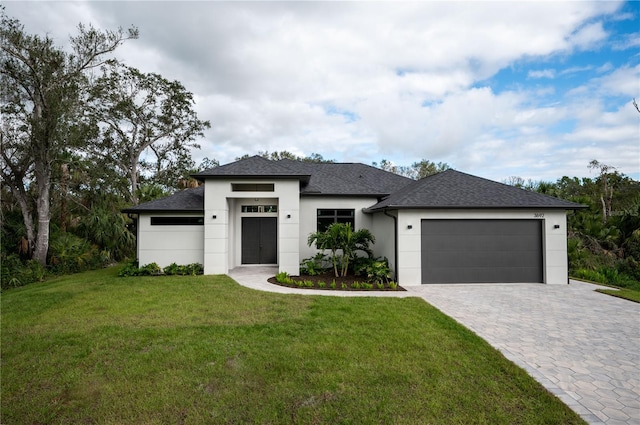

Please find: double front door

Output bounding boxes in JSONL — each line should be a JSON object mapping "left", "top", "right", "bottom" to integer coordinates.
{"left": 241, "top": 217, "right": 277, "bottom": 264}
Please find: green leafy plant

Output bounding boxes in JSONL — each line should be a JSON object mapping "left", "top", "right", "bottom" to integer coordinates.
{"left": 275, "top": 271, "right": 292, "bottom": 284}
{"left": 140, "top": 263, "right": 163, "bottom": 276}
{"left": 317, "top": 281, "right": 326, "bottom": 288}
{"left": 307, "top": 223, "right": 375, "bottom": 277}
{"left": 388, "top": 281, "right": 398, "bottom": 290}
{"left": 351, "top": 281, "right": 361, "bottom": 289}
{"left": 300, "top": 253, "right": 328, "bottom": 276}
{"left": 119, "top": 260, "right": 140, "bottom": 277}
{"left": 330, "top": 280, "right": 337, "bottom": 289}
{"left": 164, "top": 263, "right": 180, "bottom": 275}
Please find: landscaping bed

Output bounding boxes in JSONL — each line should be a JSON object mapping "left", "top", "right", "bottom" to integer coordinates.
{"left": 268, "top": 272, "right": 405, "bottom": 291}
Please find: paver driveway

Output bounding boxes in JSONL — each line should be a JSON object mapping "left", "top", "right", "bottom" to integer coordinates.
{"left": 406, "top": 280, "right": 640, "bottom": 425}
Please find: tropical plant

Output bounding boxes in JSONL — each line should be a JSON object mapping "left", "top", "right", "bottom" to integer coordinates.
{"left": 307, "top": 223, "right": 375, "bottom": 277}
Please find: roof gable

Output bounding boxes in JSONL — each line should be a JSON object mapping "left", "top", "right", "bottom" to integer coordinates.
{"left": 366, "top": 169, "right": 586, "bottom": 210}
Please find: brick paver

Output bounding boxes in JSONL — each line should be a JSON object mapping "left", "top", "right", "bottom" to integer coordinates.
{"left": 406, "top": 281, "right": 639, "bottom": 425}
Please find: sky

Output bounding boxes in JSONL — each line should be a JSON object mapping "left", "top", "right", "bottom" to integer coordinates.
{"left": 5, "top": 1, "right": 640, "bottom": 182}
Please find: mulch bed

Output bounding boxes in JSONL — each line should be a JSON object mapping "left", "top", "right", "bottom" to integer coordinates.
{"left": 268, "top": 272, "right": 405, "bottom": 291}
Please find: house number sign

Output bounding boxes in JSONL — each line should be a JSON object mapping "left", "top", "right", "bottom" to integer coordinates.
{"left": 534, "top": 213, "right": 545, "bottom": 218}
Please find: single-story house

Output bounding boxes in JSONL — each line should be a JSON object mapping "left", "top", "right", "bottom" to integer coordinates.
{"left": 122, "top": 155, "right": 585, "bottom": 285}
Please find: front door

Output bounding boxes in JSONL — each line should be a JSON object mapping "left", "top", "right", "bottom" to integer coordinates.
{"left": 241, "top": 217, "right": 277, "bottom": 264}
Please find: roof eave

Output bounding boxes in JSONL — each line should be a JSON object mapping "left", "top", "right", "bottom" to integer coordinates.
{"left": 364, "top": 204, "right": 588, "bottom": 213}
{"left": 121, "top": 208, "right": 204, "bottom": 214}
{"left": 192, "top": 173, "right": 311, "bottom": 184}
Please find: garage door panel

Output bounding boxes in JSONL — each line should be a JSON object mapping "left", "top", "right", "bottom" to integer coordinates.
{"left": 421, "top": 219, "right": 543, "bottom": 284}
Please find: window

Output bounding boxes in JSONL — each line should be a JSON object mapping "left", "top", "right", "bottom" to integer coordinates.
{"left": 231, "top": 183, "right": 274, "bottom": 192}
{"left": 317, "top": 209, "right": 355, "bottom": 232}
{"left": 150, "top": 216, "right": 204, "bottom": 225}
{"left": 241, "top": 205, "right": 278, "bottom": 213}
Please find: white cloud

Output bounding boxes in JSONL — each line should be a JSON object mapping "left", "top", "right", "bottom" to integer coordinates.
{"left": 528, "top": 69, "right": 556, "bottom": 79}
{"left": 3, "top": 0, "right": 637, "bottom": 182}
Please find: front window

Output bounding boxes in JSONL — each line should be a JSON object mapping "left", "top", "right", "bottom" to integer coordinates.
{"left": 150, "top": 216, "right": 204, "bottom": 225}
{"left": 317, "top": 209, "right": 355, "bottom": 232}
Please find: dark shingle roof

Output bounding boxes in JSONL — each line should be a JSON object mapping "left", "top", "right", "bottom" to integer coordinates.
{"left": 192, "top": 155, "right": 311, "bottom": 183}
{"left": 122, "top": 186, "right": 204, "bottom": 213}
{"left": 365, "top": 169, "right": 586, "bottom": 211}
{"left": 278, "top": 159, "right": 413, "bottom": 196}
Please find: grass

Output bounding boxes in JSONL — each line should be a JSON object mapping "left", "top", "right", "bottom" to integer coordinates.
{"left": 1, "top": 267, "right": 585, "bottom": 424}
{"left": 596, "top": 288, "right": 640, "bottom": 303}
{"left": 571, "top": 275, "right": 640, "bottom": 303}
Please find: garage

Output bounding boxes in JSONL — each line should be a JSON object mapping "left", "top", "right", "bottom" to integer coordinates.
{"left": 421, "top": 219, "right": 543, "bottom": 284}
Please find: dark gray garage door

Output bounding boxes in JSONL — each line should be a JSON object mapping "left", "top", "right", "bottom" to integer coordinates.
{"left": 421, "top": 219, "right": 543, "bottom": 284}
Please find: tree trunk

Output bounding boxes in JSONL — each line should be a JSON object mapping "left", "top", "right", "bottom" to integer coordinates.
{"left": 130, "top": 153, "right": 139, "bottom": 205}
{"left": 14, "top": 186, "right": 36, "bottom": 257}
{"left": 33, "top": 161, "right": 52, "bottom": 266}
{"left": 60, "top": 163, "right": 69, "bottom": 232}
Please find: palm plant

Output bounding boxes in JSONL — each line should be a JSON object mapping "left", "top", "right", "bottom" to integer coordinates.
{"left": 307, "top": 223, "right": 375, "bottom": 277}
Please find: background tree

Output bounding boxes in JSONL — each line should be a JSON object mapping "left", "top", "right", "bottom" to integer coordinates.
{"left": 85, "top": 63, "right": 210, "bottom": 205}
{"left": 588, "top": 159, "right": 615, "bottom": 223}
{"left": 372, "top": 158, "right": 450, "bottom": 179}
{"left": 236, "top": 151, "right": 334, "bottom": 163}
{"left": 0, "top": 8, "right": 137, "bottom": 265}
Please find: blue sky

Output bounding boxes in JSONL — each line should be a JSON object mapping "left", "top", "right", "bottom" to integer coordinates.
{"left": 6, "top": 1, "right": 639, "bottom": 182}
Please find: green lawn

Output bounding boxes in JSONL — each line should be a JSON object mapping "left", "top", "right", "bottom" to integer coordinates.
{"left": 1, "top": 267, "right": 585, "bottom": 424}
{"left": 596, "top": 288, "right": 640, "bottom": 303}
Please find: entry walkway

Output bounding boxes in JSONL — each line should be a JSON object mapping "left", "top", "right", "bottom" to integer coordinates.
{"left": 228, "top": 267, "right": 640, "bottom": 425}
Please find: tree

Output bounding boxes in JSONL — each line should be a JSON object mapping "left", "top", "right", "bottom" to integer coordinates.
{"left": 373, "top": 158, "right": 450, "bottom": 179}
{"left": 588, "top": 160, "right": 615, "bottom": 223}
{"left": 236, "top": 151, "right": 334, "bottom": 163}
{"left": 0, "top": 8, "right": 137, "bottom": 265}
{"left": 411, "top": 159, "right": 451, "bottom": 179}
{"left": 85, "top": 63, "right": 210, "bottom": 205}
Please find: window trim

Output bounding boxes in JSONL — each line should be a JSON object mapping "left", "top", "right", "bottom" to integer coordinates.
{"left": 316, "top": 208, "right": 355, "bottom": 232}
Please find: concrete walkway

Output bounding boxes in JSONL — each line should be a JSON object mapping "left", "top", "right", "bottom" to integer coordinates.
{"left": 228, "top": 267, "right": 640, "bottom": 425}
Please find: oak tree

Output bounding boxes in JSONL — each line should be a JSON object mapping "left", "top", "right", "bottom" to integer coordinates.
{"left": 0, "top": 9, "right": 137, "bottom": 265}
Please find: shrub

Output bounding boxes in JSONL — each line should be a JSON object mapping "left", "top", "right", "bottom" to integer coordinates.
{"left": 139, "top": 263, "right": 163, "bottom": 276}
{"left": 163, "top": 263, "right": 181, "bottom": 275}
{"left": 388, "top": 281, "right": 398, "bottom": 290}
{"left": 351, "top": 281, "right": 361, "bottom": 289}
{"left": 330, "top": 280, "right": 337, "bottom": 289}
{"left": 361, "top": 282, "right": 373, "bottom": 290}
{"left": 120, "top": 262, "right": 203, "bottom": 277}
{"left": 276, "top": 271, "right": 293, "bottom": 285}
{"left": 119, "top": 260, "right": 140, "bottom": 277}
{"left": 1, "top": 255, "right": 47, "bottom": 289}
{"left": 304, "top": 280, "right": 314, "bottom": 288}
{"left": 317, "top": 281, "right": 326, "bottom": 288}
{"left": 48, "top": 232, "right": 106, "bottom": 274}
{"left": 300, "top": 253, "right": 329, "bottom": 276}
